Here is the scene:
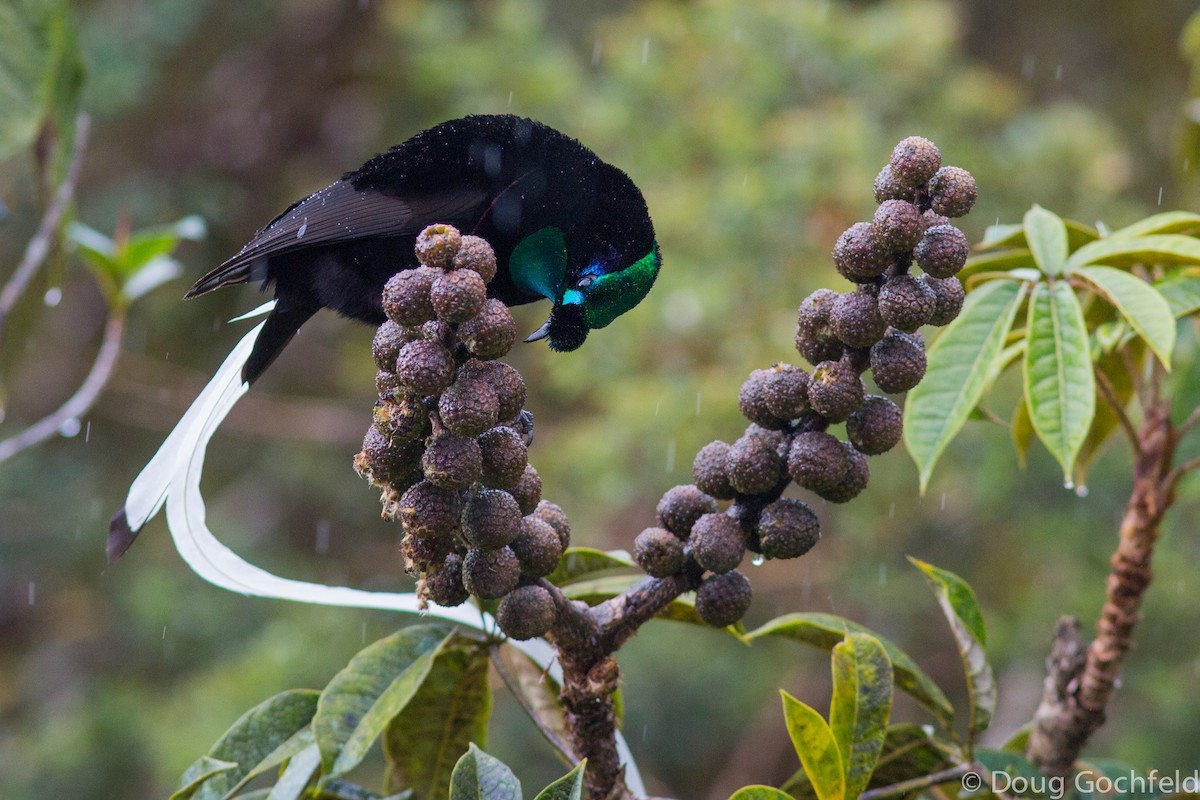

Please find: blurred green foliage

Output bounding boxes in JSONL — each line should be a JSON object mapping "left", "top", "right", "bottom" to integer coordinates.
{"left": 2, "top": 1, "right": 1200, "bottom": 798}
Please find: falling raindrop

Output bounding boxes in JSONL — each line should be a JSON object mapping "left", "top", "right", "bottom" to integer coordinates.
{"left": 1157, "top": 187, "right": 1164, "bottom": 206}
{"left": 940, "top": 492, "right": 947, "bottom": 511}
{"left": 1055, "top": 64, "right": 1063, "bottom": 80}
{"left": 43, "top": 287, "right": 62, "bottom": 306}
{"left": 654, "top": 399, "right": 660, "bottom": 416}
{"left": 507, "top": 90, "right": 513, "bottom": 106}
{"left": 887, "top": 502, "right": 895, "bottom": 518}
{"left": 59, "top": 417, "right": 81, "bottom": 437}
{"left": 878, "top": 563, "right": 887, "bottom": 585}
{"left": 592, "top": 41, "right": 602, "bottom": 66}
{"left": 27, "top": 582, "right": 35, "bottom": 605}
{"left": 1075, "top": 484, "right": 1089, "bottom": 498}
{"left": 642, "top": 38, "right": 650, "bottom": 65}
{"left": 315, "top": 520, "right": 331, "bottom": 554}
{"left": 85, "top": 421, "right": 91, "bottom": 443}
{"left": 162, "top": 625, "right": 168, "bottom": 639}
{"left": 752, "top": 553, "right": 765, "bottom": 567}
{"left": 665, "top": 440, "right": 676, "bottom": 472}
{"left": 361, "top": 621, "right": 368, "bottom": 643}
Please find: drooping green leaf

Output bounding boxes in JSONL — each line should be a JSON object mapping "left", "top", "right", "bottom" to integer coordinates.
{"left": 1065, "top": 234, "right": 1200, "bottom": 271}
{"left": 314, "top": 625, "right": 453, "bottom": 776}
{"left": 384, "top": 643, "right": 492, "bottom": 799}
{"left": 169, "top": 757, "right": 238, "bottom": 800}
{"left": 781, "top": 692, "right": 845, "bottom": 800}
{"left": 1106, "top": 211, "right": 1200, "bottom": 240}
{"left": 264, "top": 742, "right": 321, "bottom": 800}
{"left": 1011, "top": 394, "right": 1035, "bottom": 468}
{"left": 220, "top": 728, "right": 316, "bottom": 800}
{"left": 909, "top": 559, "right": 995, "bottom": 744}
{"left": 545, "top": 547, "right": 635, "bottom": 587}
{"left": 448, "top": 744, "right": 521, "bottom": 800}
{"left": 1024, "top": 280, "right": 1096, "bottom": 482}
{"left": 746, "top": 613, "right": 953, "bottom": 730}
{"left": 829, "top": 634, "right": 893, "bottom": 800}
{"left": 533, "top": 762, "right": 587, "bottom": 800}
{"left": 187, "top": 689, "right": 320, "bottom": 800}
{"left": 1154, "top": 270, "right": 1200, "bottom": 317}
{"left": 729, "top": 788, "right": 796, "bottom": 800}
{"left": 982, "top": 340, "right": 1026, "bottom": 393}
{"left": 1073, "top": 265, "right": 1175, "bottom": 368}
{"left": 1024, "top": 205, "right": 1069, "bottom": 276}
{"left": 492, "top": 644, "right": 570, "bottom": 758}
{"left": 904, "top": 279, "right": 1028, "bottom": 492}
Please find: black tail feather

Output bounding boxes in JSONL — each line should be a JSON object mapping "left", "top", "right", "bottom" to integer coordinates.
{"left": 243, "top": 304, "right": 319, "bottom": 384}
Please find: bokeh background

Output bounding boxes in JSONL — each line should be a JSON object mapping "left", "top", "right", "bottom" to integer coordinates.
{"left": 3, "top": 1, "right": 1200, "bottom": 797}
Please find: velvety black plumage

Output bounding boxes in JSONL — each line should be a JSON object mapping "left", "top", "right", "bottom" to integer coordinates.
{"left": 188, "top": 115, "right": 660, "bottom": 383}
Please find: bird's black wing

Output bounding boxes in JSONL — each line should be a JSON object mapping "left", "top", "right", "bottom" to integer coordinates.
{"left": 186, "top": 180, "right": 487, "bottom": 297}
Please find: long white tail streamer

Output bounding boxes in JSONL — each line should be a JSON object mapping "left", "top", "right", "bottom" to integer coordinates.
{"left": 131, "top": 306, "right": 645, "bottom": 795}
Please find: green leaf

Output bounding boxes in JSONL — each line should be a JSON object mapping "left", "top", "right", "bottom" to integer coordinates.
{"left": 1024, "top": 281, "right": 1096, "bottom": 482}
{"left": 1065, "top": 219, "right": 1102, "bottom": 249}
{"left": 533, "top": 762, "right": 587, "bottom": 800}
{"left": 978, "top": 223, "right": 1024, "bottom": 250}
{"left": 908, "top": 558, "right": 995, "bottom": 744}
{"left": 1073, "top": 266, "right": 1175, "bottom": 368}
{"left": 384, "top": 643, "right": 492, "bottom": 799}
{"left": 781, "top": 692, "right": 845, "bottom": 800}
{"left": 958, "top": 249, "right": 1037, "bottom": 282}
{"left": 746, "top": 613, "right": 953, "bottom": 730}
{"left": 1106, "top": 211, "right": 1200, "bottom": 240}
{"left": 974, "top": 749, "right": 1048, "bottom": 796}
{"left": 264, "top": 742, "right": 321, "bottom": 800}
{"left": 1012, "top": 395, "right": 1035, "bottom": 468}
{"left": 545, "top": 547, "right": 635, "bottom": 586}
{"left": 829, "top": 634, "right": 893, "bottom": 800}
{"left": 314, "top": 625, "right": 453, "bottom": 777}
{"left": 867, "top": 724, "right": 956, "bottom": 789}
{"left": 1065, "top": 234, "right": 1200, "bottom": 271}
{"left": 0, "top": 0, "right": 73, "bottom": 161}
{"left": 169, "top": 757, "right": 238, "bottom": 800}
{"left": 448, "top": 744, "right": 521, "bottom": 800}
{"left": 1154, "top": 270, "right": 1200, "bottom": 317}
{"left": 904, "top": 279, "right": 1028, "bottom": 492}
{"left": 220, "top": 728, "right": 316, "bottom": 800}
{"left": 1024, "top": 205, "right": 1069, "bottom": 276}
{"left": 729, "top": 788, "right": 796, "bottom": 800}
{"left": 188, "top": 689, "right": 320, "bottom": 800}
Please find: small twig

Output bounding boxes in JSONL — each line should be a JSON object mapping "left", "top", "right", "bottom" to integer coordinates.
{"left": 0, "top": 113, "right": 91, "bottom": 344}
{"left": 0, "top": 308, "right": 124, "bottom": 463}
{"left": 1164, "top": 453, "right": 1200, "bottom": 493}
{"left": 858, "top": 764, "right": 972, "bottom": 800}
{"left": 1174, "top": 405, "right": 1200, "bottom": 443}
{"left": 1093, "top": 366, "right": 1140, "bottom": 454}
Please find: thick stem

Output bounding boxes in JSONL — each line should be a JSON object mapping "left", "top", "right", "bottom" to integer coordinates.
{"left": 1026, "top": 400, "right": 1174, "bottom": 777}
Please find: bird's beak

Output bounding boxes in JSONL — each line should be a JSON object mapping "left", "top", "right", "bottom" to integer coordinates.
{"left": 525, "top": 317, "right": 551, "bottom": 343}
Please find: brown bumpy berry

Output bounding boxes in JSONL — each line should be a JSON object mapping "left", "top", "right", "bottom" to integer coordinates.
{"left": 453, "top": 235, "right": 498, "bottom": 282}
{"left": 356, "top": 426, "right": 422, "bottom": 486}
{"left": 870, "top": 330, "right": 927, "bottom": 393}
{"left": 878, "top": 274, "right": 936, "bottom": 333}
{"left": 533, "top": 500, "right": 570, "bottom": 550}
{"left": 431, "top": 269, "right": 487, "bottom": 323}
{"left": 401, "top": 533, "right": 453, "bottom": 574}
{"left": 418, "top": 319, "right": 454, "bottom": 344}
{"left": 695, "top": 570, "right": 752, "bottom": 627}
{"left": 830, "top": 287, "right": 887, "bottom": 349}
{"left": 796, "top": 288, "right": 845, "bottom": 365}
{"left": 477, "top": 426, "right": 528, "bottom": 488}
{"left": 873, "top": 165, "right": 912, "bottom": 204}
{"left": 920, "top": 210, "right": 951, "bottom": 232}
{"left": 372, "top": 321, "right": 416, "bottom": 371}
{"left": 726, "top": 434, "right": 784, "bottom": 495}
{"left": 508, "top": 464, "right": 542, "bottom": 515}
{"left": 415, "top": 223, "right": 461, "bottom": 268}
{"left": 461, "top": 299, "right": 518, "bottom": 360}
{"left": 656, "top": 485, "right": 718, "bottom": 538}
{"left": 738, "top": 368, "right": 788, "bottom": 430}
{"left": 439, "top": 377, "right": 499, "bottom": 437}
{"left": 424, "top": 553, "right": 470, "bottom": 607}
{"left": 462, "top": 546, "right": 520, "bottom": 599}
{"left": 690, "top": 513, "right": 746, "bottom": 574}
{"left": 787, "top": 431, "right": 850, "bottom": 495}
{"left": 460, "top": 360, "right": 527, "bottom": 420}
{"left": 763, "top": 363, "right": 810, "bottom": 420}
{"left": 510, "top": 516, "right": 563, "bottom": 578}
{"left": 383, "top": 267, "right": 440, "bottom": 326}
{"left": 397, "top": 480, "right": 463, "bottom": 538}
{"left": 495, "top": 584, "right": 556, "bottom": 640}
{"left": 808, "top": 360, "right": 866, "bottom": 422}
{"left": 921, "top": 275, "right": 965, "bottom": 326}
{"left": 421, "top": 434, "right": 482, "bottom": 490}
{"left": 873, "top": 200, "right": 923, "bottom": 253}
{"left": 376, "top": 370, "right": 402, "bottom": 402}
{"left": 928, "top": 166, "right": 977, "bottom": 217}
{"left": 634, "top": 527, "right": 685, "bottom": 577}
{"left": 821, "top": 445, "right": 870, "bottom": 503}
{"left": 693, "top": 441, "right": 735, "bottom": 500}
{"left": 373, "top": 395, "right": 430, "bottom": 443}
{"left": 757, "top": 498, "right": 820, "bottom": 560}
{"left": 915, "top": 224, "right": 969, "bottom": 279}
{"left": 889, "top": 136, "right": 941, "bottom": 188}
{"left": 395, "top": 339, "right": 455, "bottom": 396}
{"left": 461, "top": 488, "right": 522, "bottom": 550}
{"left": 833, "top": 222, "right": 891, "bottom": 283}
{"left": 846, "top": 395, "right": 904, "bottom": 455}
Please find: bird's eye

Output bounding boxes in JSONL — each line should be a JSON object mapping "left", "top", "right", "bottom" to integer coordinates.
{"left": 577, "top": 276, "right": 596, "bottom": 289}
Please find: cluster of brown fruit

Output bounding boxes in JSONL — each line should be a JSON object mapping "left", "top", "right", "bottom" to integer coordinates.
{"left": 636, "top": 136, "right": 977, "bottom": 628}
{"left": 354, "top": 224, "right": 570, "bottom": 641}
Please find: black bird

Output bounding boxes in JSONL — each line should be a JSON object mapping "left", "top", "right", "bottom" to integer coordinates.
{"left": 188, "top": 114, "right": 661, "bottom": 384}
